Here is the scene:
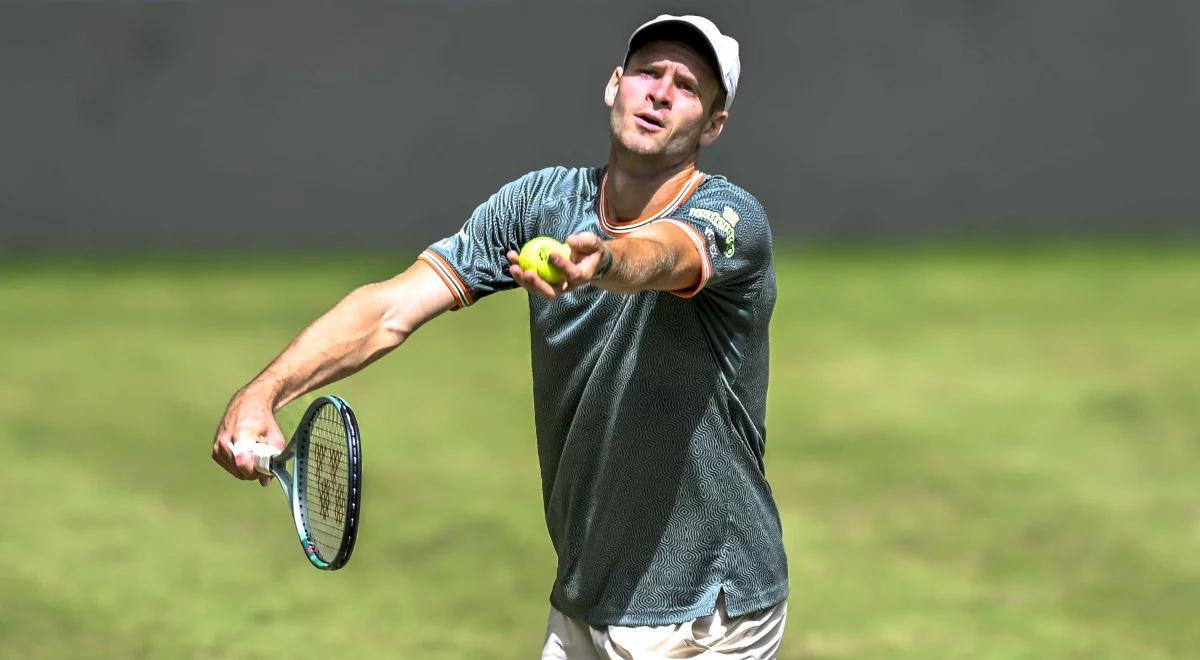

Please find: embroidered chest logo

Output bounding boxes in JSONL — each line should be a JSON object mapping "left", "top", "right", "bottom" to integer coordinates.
{"left": 688, "top": 206, "right": 740, "bottom": 257}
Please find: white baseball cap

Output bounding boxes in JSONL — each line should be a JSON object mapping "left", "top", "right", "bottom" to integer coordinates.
{"left": 625, "top": 14, "right": 741, "bottom": 111}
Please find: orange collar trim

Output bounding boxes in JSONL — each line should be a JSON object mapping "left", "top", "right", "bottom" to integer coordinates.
{"left": 598, "top": 168, "right": 707, "bottom": 234}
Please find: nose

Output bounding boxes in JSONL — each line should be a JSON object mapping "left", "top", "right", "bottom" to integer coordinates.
{"left": 647, "top": 76, "right": 673, "bottom": 109}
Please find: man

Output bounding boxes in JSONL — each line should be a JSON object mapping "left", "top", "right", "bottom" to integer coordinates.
{"left": 212, "top": 14, "right": 788, "bottom": 658}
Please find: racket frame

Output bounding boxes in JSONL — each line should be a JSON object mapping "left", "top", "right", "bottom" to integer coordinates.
{"left": 236, "top": 395, "right": 362, "bottom": 570}
{"left": 282, "top": 395, "right": 362, "bottom": 570}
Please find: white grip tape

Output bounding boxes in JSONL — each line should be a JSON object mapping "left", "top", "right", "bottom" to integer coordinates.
{"left": 231, "top": 440, "right": 282, "bottom": 476}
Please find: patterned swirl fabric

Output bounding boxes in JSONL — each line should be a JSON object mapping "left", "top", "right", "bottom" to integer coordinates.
{"left": 421, "top": 166, "right": 788, "bottom": 626}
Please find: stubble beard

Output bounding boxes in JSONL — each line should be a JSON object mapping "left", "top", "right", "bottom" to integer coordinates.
{"left": 609, "top": 110, "right": 701, "bottom": 174}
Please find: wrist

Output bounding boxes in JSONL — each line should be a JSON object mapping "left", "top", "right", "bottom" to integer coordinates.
{"left": 241, "top": 378, "right": 284, "bottom": 412}
{"left": 592, "top": 244, "right": 615, "bottom": 281}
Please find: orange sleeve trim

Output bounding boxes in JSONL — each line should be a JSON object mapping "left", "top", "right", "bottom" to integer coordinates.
{"left": 654, "top": 219, "right": 712, "bottom": 299}
{"left": 417, "top": 249, "right": 474, "bottom": 309}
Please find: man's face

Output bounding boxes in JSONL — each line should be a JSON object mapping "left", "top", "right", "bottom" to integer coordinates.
{"left": 605, "top": 40, "right": 728, "bottom": 163}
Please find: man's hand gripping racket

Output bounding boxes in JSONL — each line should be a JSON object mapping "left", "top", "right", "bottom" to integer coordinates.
{"left": 227, "top": 395, "right": 363, "bottom": 571}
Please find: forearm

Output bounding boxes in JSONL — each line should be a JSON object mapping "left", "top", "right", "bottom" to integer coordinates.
{"left": 592, "top": 237, "right": 673, "bottom": 294}
{"left": 213, "top": 262, "right": 453, "bottom": 482}
{"left": 242, "top": 282, "right": 406, "bottom": 410}
{"left": 592, "top": 220, "right": 702, "bottom": 294}
{"left": 239, "top": 262, "right": 454, "bottom": 410}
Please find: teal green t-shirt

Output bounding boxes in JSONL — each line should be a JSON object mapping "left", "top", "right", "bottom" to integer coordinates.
{"left": 420, "top": 166, "right": 787, "bottom": 626}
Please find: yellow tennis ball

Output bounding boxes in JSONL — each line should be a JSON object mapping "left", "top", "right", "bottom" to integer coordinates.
{"left": 518, "top": 237, "right": 571, "bottom": 284}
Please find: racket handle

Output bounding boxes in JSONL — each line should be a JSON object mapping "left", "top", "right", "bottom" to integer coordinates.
{"left": 231, "top": 440, "right": 282, "bottom": 476}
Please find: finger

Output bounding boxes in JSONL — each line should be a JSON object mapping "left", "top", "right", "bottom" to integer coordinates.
{"left": 232, "top": 450, "right": 261, "bottom": 480}
{"left": 548, "top": 253, "right": 586, "bottom": 282}
{"left": 229, "top": 432, "right": 267, "bottom": 480}
{"left": 223, "top": 435, "right": 275, "bottom": 486}
{"left": 521, "top": 268, "right": 559, "bottom": 299}
{"left": 263, "top": 422, "right": 287, "bottom": 452}
{"left": 567, "top": 233, "right": 601, "bottom": 253}
{"left": 509, "top": 264, "right": 534, "bottom": 291}
{"left": 218, "top": 444, "right": 250, "bottom": 480}
{"left": 509, "top": 261, "right": 562, "bottom": 299}
{"left": 212, "top": 442, "right": 230, "bottom": 472}
{"left": 554, "top": 250, "right": 603, "bottom": 285}
{"left": 529, "top": 271, "right": 559, "bottom": 298}
{"left": 505, "top": 250, "right": 520, "bottom": 265}
{"left": 561, "top": 237, "right": 604, "bottom": 281}
{"left": 213, "top": 434, "right": 236, "bottom": 473}
{"left": 508, "top": 265, "right": 544, "bottom": 298}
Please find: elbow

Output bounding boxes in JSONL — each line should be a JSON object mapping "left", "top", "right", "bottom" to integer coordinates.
{"left": 379, "top": 299, "right": 415, "bottom": 348}
{"left": 353, "top": 264, "right": 453, "bottom": 351}
{"left": 351, "top": 283, "right": 413, "bottom": 350}
{"left": 381, "top": 317, "right": 413, "bottom": 348}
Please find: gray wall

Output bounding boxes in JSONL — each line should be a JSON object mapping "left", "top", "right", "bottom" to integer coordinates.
{"left": 2, "top": 1, "right": 1198, "bottom": 250}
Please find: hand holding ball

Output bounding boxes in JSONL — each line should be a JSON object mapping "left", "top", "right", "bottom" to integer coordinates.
{"left": 518, "top": 237, "right": 572, "bottom": 284}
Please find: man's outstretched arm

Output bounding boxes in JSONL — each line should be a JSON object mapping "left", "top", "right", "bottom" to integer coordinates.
{"left": 211, "top": 260, "right": 457, "bottom": 483}
{"left": 505, "top": 222, "right": 705, "bottom": 299}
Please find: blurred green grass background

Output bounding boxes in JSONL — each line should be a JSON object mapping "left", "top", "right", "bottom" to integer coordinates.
{"left": 1, "top": 242, "right": 1198, "bottom": 659}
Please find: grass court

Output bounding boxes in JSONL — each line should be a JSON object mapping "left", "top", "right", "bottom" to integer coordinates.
{"left": 1, "top": 241, "right": 1197, "bottom": 658}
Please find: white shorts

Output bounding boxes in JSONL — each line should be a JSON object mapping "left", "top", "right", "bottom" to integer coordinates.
{"left": 540, "top": 594, "right": 787, "bottom": 659}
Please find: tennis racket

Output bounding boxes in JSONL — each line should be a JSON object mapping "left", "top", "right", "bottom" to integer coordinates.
{"left": 232, "top": 395, "right": 362, "bottom": 570}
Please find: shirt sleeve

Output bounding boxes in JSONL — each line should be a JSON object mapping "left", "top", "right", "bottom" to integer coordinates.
{"left": 419, "top": 170, "right": 550, "bottom": 309}
{"left": 655, "top": 180, "right": 773, "bottom": 300}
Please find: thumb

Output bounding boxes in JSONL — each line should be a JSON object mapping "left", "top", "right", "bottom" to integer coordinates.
{"left": 258, "top": 425, "right": 288, "bottom": 485}
{"left": 266, "top": 425, "right": 288, "bottom": 451}
{"left": 567, "top": 232, "right": 602, "bottom": 256}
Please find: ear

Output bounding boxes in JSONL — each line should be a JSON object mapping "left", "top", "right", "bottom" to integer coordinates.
{"left": 699, "top": 110, "right": 729, "bottom": 147}
{"left": 604, "top": 66, "right": 622, "bottom": 109}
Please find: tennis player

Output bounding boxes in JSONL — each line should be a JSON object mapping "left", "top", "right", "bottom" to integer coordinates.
{"left": 213, "top": 14, "right": 788, "bottom": 657}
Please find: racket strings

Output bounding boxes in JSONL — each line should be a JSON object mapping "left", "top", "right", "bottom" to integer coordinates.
{"left": 300, "top": 404, "right": 354, "bottom": 561}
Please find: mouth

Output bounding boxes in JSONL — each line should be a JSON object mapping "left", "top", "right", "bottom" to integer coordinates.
{"left": 634, "top": 112, "right": 665, "bottom": 131}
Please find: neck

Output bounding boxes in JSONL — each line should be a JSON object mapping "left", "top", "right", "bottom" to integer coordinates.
{"left": 604, "top": 147, "right": 699, "bottom": 222}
